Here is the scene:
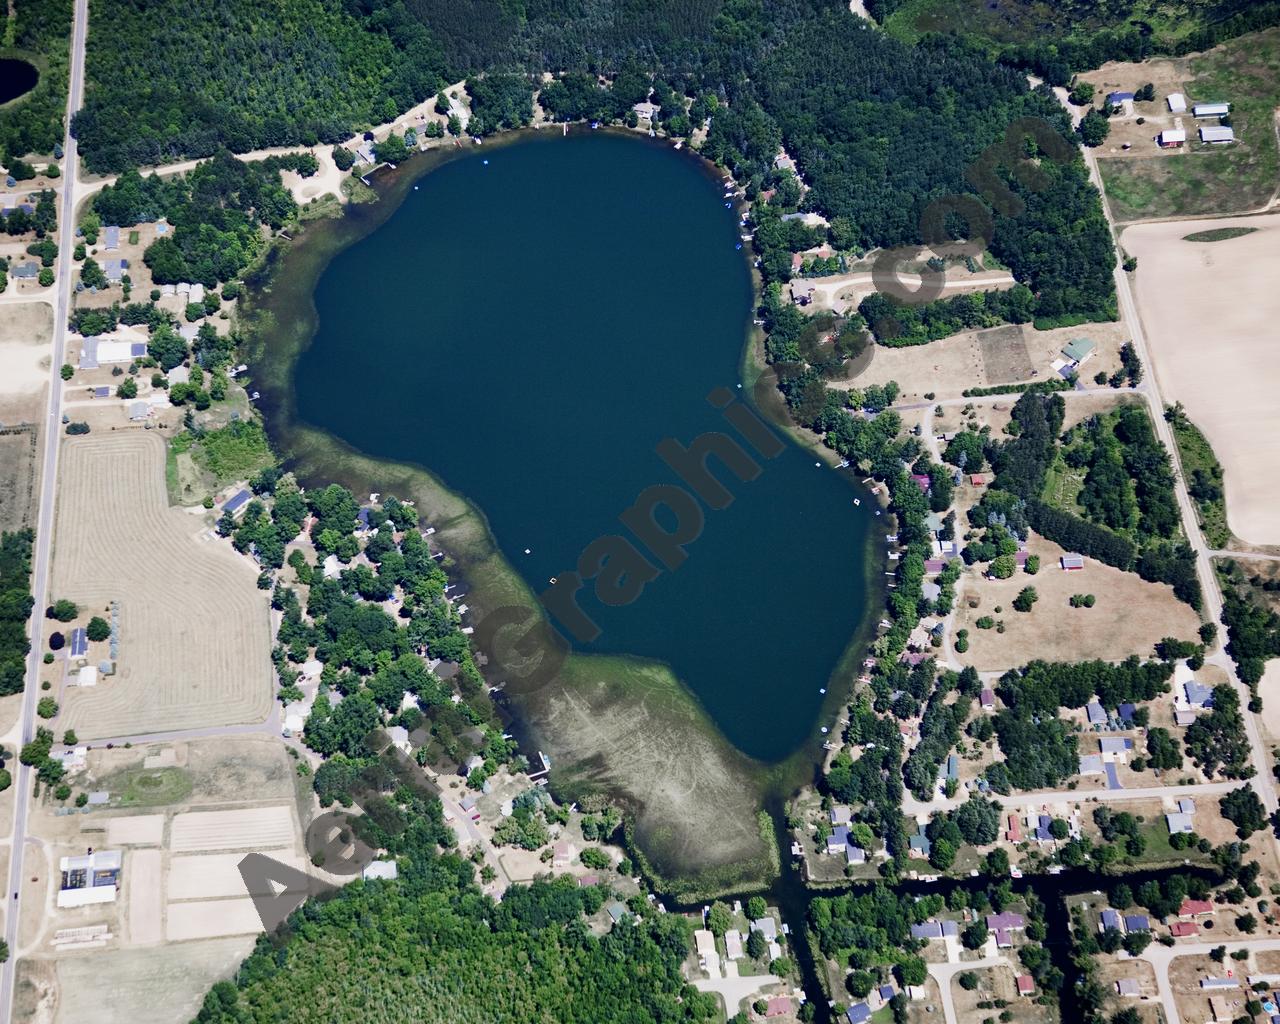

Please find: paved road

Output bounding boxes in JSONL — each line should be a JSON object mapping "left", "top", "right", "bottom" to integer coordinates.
{"left": 904, "top": 778, "right": 1243, "bottom": 820}
{"left": 1141, "top": 938, "right": 1280, "bottom": 1024}
{"left": 0, "top": 0, "right": 88, "bottom": 1016}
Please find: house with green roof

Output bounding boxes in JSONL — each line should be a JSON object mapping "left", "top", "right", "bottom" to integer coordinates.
{"left": 1061, "top": 337, "right": 1096, "bottom": 366}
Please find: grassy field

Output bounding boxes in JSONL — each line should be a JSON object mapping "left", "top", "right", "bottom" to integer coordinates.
{"left": 1167, "top": 407, "right": 1231, "bottom": 548}
{"left": 166, "top": 420, "right": 274, "bottom": 504}
{"left": 97, "top": 765, "right": 194, "bottom": 807}
{"left": 1182, "top": 226, "right": 1258, "bottom": 241}
{"left": 881, "top": 0, "right": 1227, "bottom": 47}
{"left": 1099, "top": 28, "right": 1280, "bottom": 221}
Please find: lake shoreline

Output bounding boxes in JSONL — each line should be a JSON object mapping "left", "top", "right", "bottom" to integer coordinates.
{"left": 239, "top": 124, "right": 886, "bottom": 898}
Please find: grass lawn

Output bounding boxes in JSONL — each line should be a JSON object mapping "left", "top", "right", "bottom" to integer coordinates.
{"left": 100, "top": 765, "right": 194, "bottom": 807}
{"left": 1127, "top": 818, "right": 1211, "bottom": 869}
{"left": 1041, "top": 452, "right": 1085, "bottom": 517}
{"left": 1167, "top": 408, "right": 1230, "bottom": 548}
{"left": 1100, "top": 28, "right": 1280, "bottom": 221}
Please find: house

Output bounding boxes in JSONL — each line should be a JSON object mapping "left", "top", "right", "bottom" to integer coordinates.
{"left": 1106, "top": 91, "right": 1135, "bottom": 109}
{"left": 128, "top": 401, "right": 149, "bottom": 421}
{"left": 362, "top": 860, "right": 398, "bottom": 881}
{"left": 1034, "top": 815, "right": 1053, "bottom": 842}
{"left": 1061, "top": 553, "right": 1085, "bottom": 570}
{"left": 1079, "top": 754, "right": 1104, "bottom": 776}
{"left": 994, "top": 929, "right": 1013, "bottom": 948}
{"left": 1118, "top": 703, "right": 1137, "bottom": 724}
{"left": 986, "top": 911, "right": 1024, "bottom": 931}
{"left": 1123, "top": 915, "right": 1150, "bottom": 933}
{"left": 1175, "top": 708, "right": 1198, "bottom": 727}
{"left": 724, "top": 929, "right": 744, "bottom": 959}
{"left": 384, "top": 725, "right": 411, "bottom": 754}
{"left": 103, "top": 225, "right": 120, "bottom": 250}
{"left": 282, "top": 703, "right": 306, "bottom": 735}
{"left": 322, "top": 553, "right": 342, "bottom": 579}
{"left": 1167, "top": 92, "right": 1187, "bottom": 113}
{"left": 924, "top": 558, "right": 946, "bottom": 574}
{"left": 921, "top": 581, "right": 942, "bottom": 603}
{"left": 1016, "top": 975, "right": 1035, "bottom": 997}
{"left": 1158, "top": 128, "right": 1187, "bottom": 148}
{"left": 766, "top": 997, "right": 794, "bottom": 1018}
{"left": 943, "top": 754, "right": 959, "bottom": 781}
{"left": 1100, "top": 909, "right": 1122, "bottom": 933}
{"left": 58, "top": 849, "right": 122, "bottom": 908}
{"left": 1179, "top": 898, "right": 1214, "bottom": 918}
{"left": 1200, "top": 978, "right": 1239, "bottom": 990}
{"left": 751, "top": 916, "right": 778, "bottom": 941}
{"left": 222, "top": 489, "right": 252, "bottom": 516}
{"left": 68, "top": 627, "right": 88, "bottom": 660}
{"left": 910, "top": 920, "right": 957, "bottom": 940}
{"left": 847, "top": 844, "right": 867, "bottom": 865}
{"left": 1184, "top": 681, "right": 1215, "bottom": 708}
{"left": 846, "top": 1004, "right": 871, "bottom": 1024}
{"left": 980, "top": 688, "right": 995, "bottom": 710}
{"left": 970, "top": 473, "right": 987, "bottom": 486}
{"left": 830, "top": 805, "right": 852, "bottom": 826}
{"left": 104, "top": 257, "right": 128, "bottom": 282}
{"left": 908, "top": 826, "right": 931, "bottom": 859}
{"left": 828, "top": 825, "right": 851, "bottom": 855}
{"left": 189, "top": 282, "right": 205, "bottom": 303}
{"left": 877, "top": 985, "right": 896, "bottom": 1005}
{"left": 1166, "top": 811, "right": 1194, "bottom": 834}
{"left": 1116, "top": 979, "right": 1141, "bottom": 997}
{"left": 1178, "top": 798, "right": 1196, "bottom": 814}
{"left": 1099, "top": 737, "right": 1133, "bottom": 760}
{"left": 1006, "top": 814, "right": 1022, "bottom": 842}
{"left": 1170, "top": 921, "right": 1198, "bottom": 937}
{"left": 92, "top": 385, "right": 110, "bottom": 398}
{"left": 693, "top": 928, "right": 716, "bottom": 968}
{"left": 606, "top": 901, "right": 629, "bottom": 923}
{"left": 1199, "top": 125, "right": 1235, "bottom": 144}
{"left": 1192, "top": 102, "right": 1230, "bottom": 118}
{"left": 1061, "top": 337, "right": 1096, "bottom": 366}
{"left": 11, "top": 261, "right": 38, "bottom": 279}
{"left": 1086, "top": 701, "right": 1107, "bottom": 726}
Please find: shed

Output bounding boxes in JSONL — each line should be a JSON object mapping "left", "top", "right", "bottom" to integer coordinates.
{"left": 921, "top": 581, "right": 942, "bottom": 602}
{"left": 1016, "top": 975, "right": 1035, "bottom": 996}
{"left": 104, "top": 258, "right": 129, "bottom": 282}
{"left": 103, "top": 225, "right": 120, "bottom": 250}
{"left": 1158, "top": 128, "right": 1187, "bottom": 147}
{"left": 223, "top": 489, "right": 251, "bottom": 515}
{"left": 1116, "top": 979, "right": 1141, "bottom": 997}
{"left": 1123, "top": 915, "right": 1150, "bottom": 932}
{"left": 751, "top": 916, "right": 778, "bottom": 941}
{"left": 1118, "top": 702, "right": 1137, "bottom": 724}
{"left": 724, "top": 929, "right": 744, "bottom": 959}
{"left": 1086, "top": 700, "right": 1107, "bottom": 725}
{"left": 980, "top": 688, "right": 995, "bottom": 709}
{"left": 1106, "top": 91, "right": 1135, "bottom": 107}
{"left": 1179, "top": 898, "right": 1214, "bottom": 917}
{"left": 11, "top": 262, "right": 38, "bottom": 279}
{"left": 1104, "top": 763, "right": 1122, "bottom": 789}
{"left": 1100, "top": 909, "right": 1122, "bottom": 932}
{"left": 1170, "top": 921, "right": 1198, "bottom": 936}
{"left": 1201, "top": 978, "right": 1239, "bottom": 990}
{"left": 362, "top": 860, "right": 399, "bottom": 881}
{"left": 92, "top": 386, "right": 110, "bottom": 398}
{"left": 846, "top": 1004, "right": 871, "bottom": 1024}
{"left": 1167, "top": 92, "right": 1187, "bottom": 113}
{"left": 1192, "top": 102, "right": 1230, "bottom": 118}
{"left": 1199, "top": 125, "right": 1235, "bottom": 144}
{"left": 829, "top": 804, "right": 852, "bottom": 825}
{"left": 1061, "top": 554, "right": 1085, "bottom": 570}
{"left": 77, "top": 664, "right": 99, "bottom": 688}
{"left": 1078, "top": 754, "right": 1104, "bottom": 775}
{"left": 128, "top": 401, "right": 149, "bottom": 421}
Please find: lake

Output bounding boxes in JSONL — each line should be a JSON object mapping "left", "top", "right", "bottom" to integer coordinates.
{"left": 292, "top": 132, "right": 875, "bottom": 762}
{"left": 0, "top": 59, "right": 38, "bottom": 106}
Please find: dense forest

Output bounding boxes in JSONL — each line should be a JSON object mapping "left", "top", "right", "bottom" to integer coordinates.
{"left": 0, "top": 0, "right": 72, "bottom": 160}
{"left": 192, "top": 843, "right": 715, "bottom": 1024}
{"left": 0, "top": 530, "right": 34, "bottom": 698}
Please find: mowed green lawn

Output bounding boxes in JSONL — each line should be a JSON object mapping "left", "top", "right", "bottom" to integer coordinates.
{"left": 1100, "top": 27, "right": 1280, "bottom": 221}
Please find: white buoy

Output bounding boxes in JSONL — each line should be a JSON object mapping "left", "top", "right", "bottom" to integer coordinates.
{"left": 819, "top": 688, "right": 826, "bottom": 694}
{"left": 524, "top": 548, "right": 531, "bottom": 554}
{"left": 815, "top": 461, "right": 821, "bottom": 467}
{"left": 414, "top": 185, "right": 419, "bottom": 190}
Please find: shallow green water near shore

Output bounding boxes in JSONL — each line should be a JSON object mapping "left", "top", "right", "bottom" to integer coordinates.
{"left": 291, "top": 132, "right": 873, "bottom": 762}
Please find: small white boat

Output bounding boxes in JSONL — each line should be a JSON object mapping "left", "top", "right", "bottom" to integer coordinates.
{"left": 853, "top": 498, "right": 861, "bottom": 506}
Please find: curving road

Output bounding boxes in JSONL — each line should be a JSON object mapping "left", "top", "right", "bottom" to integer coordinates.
{"left": 0, "top": 0, "right": 89, "bottom": 1017}
{"left": 1141, "top": 938, "right": 1280, "bottom": 1024}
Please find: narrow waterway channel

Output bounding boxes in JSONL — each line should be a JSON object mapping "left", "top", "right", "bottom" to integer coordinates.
{"left": 672, "top": 808, "right": 1222, "bottom": 1024}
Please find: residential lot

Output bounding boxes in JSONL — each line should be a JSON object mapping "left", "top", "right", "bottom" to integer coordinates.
{"left": 49, "top": 431, "right": 273, "bottom": 737}
{"left": 1122, "top": 214, "right": 1280, "bottom": 546}
{"left": 953, "top": 534, "right": 1201, "bottom": 669}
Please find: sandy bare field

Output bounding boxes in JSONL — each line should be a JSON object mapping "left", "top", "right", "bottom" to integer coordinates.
{"left": 168, "top": 849, "right": 306, "bottom": 900}
{"left": 126, "top": 849, "right": 163, "bottom": 945}
{"left": 166, "top": 898, "right": 265, "bottom": 941}
{"left": 1260, "top": 659, "right": 1280, "bottom": 742}
{"left": 1123, "top": 215, "right": 1280, "bottom": 545}
{"left": 50, "top": 432, "right": 273, "bottom": 737}
{"left": 47, "top": 935, "right": 255, "bottom": 1024}
{"left": 955, "top": 533, "right": 1201, "bottom": 670}
{"left": 0, "top": 300, "right": 53, "bottom": 396}
{"left": 106, "top": 814, "right": 166, "bottom": 846}
{"left": 168, "top": 805, "right": 296, "bottom": 853}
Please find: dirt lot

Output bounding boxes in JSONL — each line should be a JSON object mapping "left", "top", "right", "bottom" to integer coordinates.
{"left": 1093, "top": 957, "right": 1159, "bottom": 1024}
{"left": 49, "top": 431, "right": 273, "bottom": 737}
{"left": 846, "top": 321, "right": 1129, "bottom": 402}
{"left": 1123, "top": 214, "right": 1280, "bottom": 546}
{"left": 953, "top": 533, "right": 1201, "bottom": 669}
{"left": 1261, "top": 660, "right": 1280, "bottom": 742}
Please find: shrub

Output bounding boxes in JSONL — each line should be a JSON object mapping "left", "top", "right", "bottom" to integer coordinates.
{"left": 86, "top": 616, "right": 110, "bottom": 642}
{"left": 37, "top": 697, "right": 58, "bottom": 719}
